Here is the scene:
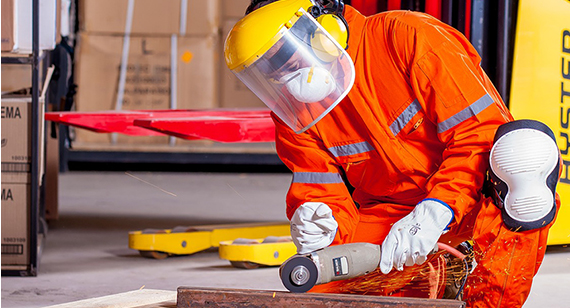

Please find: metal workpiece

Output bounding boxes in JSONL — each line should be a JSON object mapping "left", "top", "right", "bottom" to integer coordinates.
{"left": 177, "top": 287, "right": 467, "bottom": 307}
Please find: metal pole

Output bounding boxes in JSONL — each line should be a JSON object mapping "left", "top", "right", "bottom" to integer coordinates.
{"left": 30, "top": 0, "right": 40, "bottom": 276}
{"left": 455, "top": 0, "right": 466, "bottom": 34}
{"left": 470, "top": 0, "right": 491, "bottom": 72}
{"left": 496, "top": 0, "right": 515, "bottom": 107}
{"left": 441, "top": 0, "right": 454, "bottom": 26}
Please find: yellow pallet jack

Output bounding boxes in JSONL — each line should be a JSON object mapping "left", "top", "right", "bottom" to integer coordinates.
{"left": 128, "top": 222, "right": 290, "bottom": 259}
{"left": 219, "top": 236, "right": 297, "bottom": 269}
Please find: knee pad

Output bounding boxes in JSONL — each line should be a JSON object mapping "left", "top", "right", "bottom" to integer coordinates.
{"left": 489, "top": 120, "right": 560, "bottom": 232}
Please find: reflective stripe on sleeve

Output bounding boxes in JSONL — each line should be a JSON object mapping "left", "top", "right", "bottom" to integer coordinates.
{"left": 292, "top": 172, "right": 344, "bottom": 184}
{"left": 328, "top": 141, "right": 374, "bottom": 157}
{"left": 437, "top": 93, "right": 494, "bottom": 133}
{"left": 390, "top": 99, "right": 422, "bottom": 136}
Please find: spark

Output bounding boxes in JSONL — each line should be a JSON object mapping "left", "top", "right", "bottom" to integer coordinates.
{"left": 337, "top": 252, "right": 455, "bottom": 296}
{"left": 125, "top": 172, "right": 177, "bottom": 197}
{"left": 226, "top": 183, "right": 248, "bottom": 203}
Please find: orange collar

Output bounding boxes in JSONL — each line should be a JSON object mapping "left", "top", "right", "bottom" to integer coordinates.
{"left": 343, "top": 5, "right": 367, "bottom": 62}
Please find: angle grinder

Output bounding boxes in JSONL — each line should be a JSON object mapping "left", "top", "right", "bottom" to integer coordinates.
{"left": 279, "top": 242, "right": 382, "bottom": 293}
{"left": 279, "top": 242, "right": 463, "bottom": 293}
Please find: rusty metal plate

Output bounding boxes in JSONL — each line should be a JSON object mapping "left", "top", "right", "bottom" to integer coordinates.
{"left": 177, "top": 287, "right": 466, "bottom": 308}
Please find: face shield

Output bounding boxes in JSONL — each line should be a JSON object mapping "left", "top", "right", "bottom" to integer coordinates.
{"left": 231, "top": 10, "right": 355, "bottom": 134}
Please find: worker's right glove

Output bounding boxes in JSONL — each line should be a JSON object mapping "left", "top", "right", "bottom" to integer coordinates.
{"left": 380, "top": 198, "right": 454, "bottom": 274}
{"left": 290, "top": 202, "right": 338, "bottom": 255}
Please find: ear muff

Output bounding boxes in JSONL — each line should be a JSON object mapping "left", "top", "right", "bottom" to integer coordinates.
{"left": 316, "top": 13, "right": 348, "bottom": 49}
{"left": 311, "top": 14, "right": 348, "bottom": 62}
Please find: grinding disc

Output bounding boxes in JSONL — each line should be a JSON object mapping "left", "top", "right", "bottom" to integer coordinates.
{"left": 280, "top": 256, "right": 318, "bottom": 293}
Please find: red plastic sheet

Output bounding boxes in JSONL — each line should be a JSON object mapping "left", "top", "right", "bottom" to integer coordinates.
{"left": 45, "top": 109, "right": 276, "bottom": 143}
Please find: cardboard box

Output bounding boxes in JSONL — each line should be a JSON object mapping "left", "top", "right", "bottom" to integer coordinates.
{"left": 219, "top": 19, "right": 264, "bottom": 108}
{"left": 79, "top": 0, "right": 220, "bottom": 36}
{"left": 218, "top": 1, "right": 265, "bottom": 108}
{"left": 1, "top": 182, "right": 30, "bottom": 267}
{"left": 1, "top": 0, "right": 57, "bottom": 53}
{"left": 1, "top": 0, "right": 15, "bottom": 51}
{"left": 1, "top": 98, "right": 33, "bottom": 183}
{"left": 74, "top": 32, "right": 219, "bottom": 145}
{"left": 1, "top": 64, "right": 32, "bottom": 93}
{"left": 221, "top": 0, "right": 250, "bottom": 18}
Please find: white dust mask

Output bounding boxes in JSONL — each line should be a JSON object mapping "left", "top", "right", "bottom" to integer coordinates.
{"left": 279, "top": 66, "right": 336, "bottom": 103}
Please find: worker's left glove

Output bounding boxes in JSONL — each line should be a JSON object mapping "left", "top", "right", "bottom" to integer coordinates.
{"left": 380, "top": 198, "right": 453, "bottom": 274}
{"left": 290, "top": 202, "right": 338, "bottom": 255}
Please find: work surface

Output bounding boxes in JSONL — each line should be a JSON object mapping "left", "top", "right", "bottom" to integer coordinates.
{"left": 1, "top": 171, "right": 569, "bottom": 307}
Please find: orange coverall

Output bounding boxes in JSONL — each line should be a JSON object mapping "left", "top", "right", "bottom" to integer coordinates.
{"left": 272, "top": 6, "right": 558, "bottom": 308}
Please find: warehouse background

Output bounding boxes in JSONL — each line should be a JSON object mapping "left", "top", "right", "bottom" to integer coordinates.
{"left": 1, "top": 0, "right": 570, "bottom": 307}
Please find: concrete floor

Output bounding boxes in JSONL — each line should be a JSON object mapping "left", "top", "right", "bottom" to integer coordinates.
{"left": 2, "top": 171, "right": 569, "bottom": 307}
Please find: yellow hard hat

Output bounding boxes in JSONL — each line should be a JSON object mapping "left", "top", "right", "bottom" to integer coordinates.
{"left": 224, "top": 0, "right": 349, "bottom": 71}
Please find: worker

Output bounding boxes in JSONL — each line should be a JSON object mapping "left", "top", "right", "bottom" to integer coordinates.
{"left": 224, "top": 0, "right": 561, "bottom": 307}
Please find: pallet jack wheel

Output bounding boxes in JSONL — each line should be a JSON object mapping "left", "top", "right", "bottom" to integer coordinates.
{"left": 139, "top": 250, "right": 169, "bottom": 260}
{"left": 229, "top": 260, "right": 262, "bottom": 269}
{"left": 229, "top": 238, "right": 264, "bottom": 269}
{"left": 139, "top": 228, "right": 170, "bottom": 259}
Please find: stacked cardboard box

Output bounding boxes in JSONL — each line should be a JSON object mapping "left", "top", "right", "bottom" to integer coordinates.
{"left": 1, "top": 96, "right": 39, "bottom": 270}
{"left": 74, "top": 0, "right": 221, "bottom": 146}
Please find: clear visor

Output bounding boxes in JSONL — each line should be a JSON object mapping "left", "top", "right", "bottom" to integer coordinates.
{"left": 232, "top": 11, "right": 355, "bottom": 133}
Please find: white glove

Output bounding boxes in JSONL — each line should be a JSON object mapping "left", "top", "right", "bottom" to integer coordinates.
{"left": 380, "top": 198, "right": 453, "bottom": 274}
{"left": 290, "top": 202, "right": 338, "bottom": 254}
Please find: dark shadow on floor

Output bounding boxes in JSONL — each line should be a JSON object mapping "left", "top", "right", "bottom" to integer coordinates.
{"left": 48, "top": 213, "right": 280, "bottom": 231}
{"left": 67, "top": 162, "right": 291, "bottom": 174}
{"left": 545, "top": 244, "right": 570, "bottom": 254}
